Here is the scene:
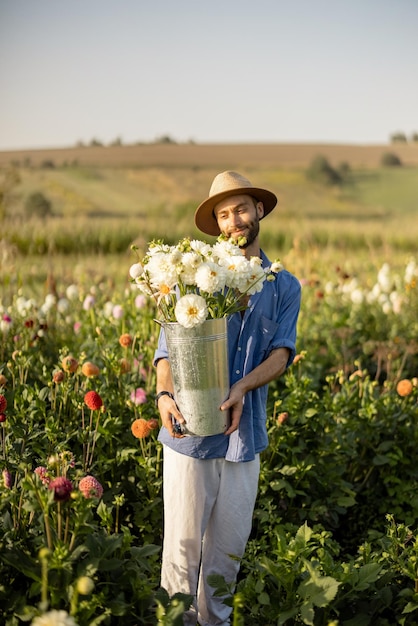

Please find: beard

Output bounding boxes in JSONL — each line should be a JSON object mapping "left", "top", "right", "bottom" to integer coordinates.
{"left": 237, "top": 216, "right": 260, "bottom": 248}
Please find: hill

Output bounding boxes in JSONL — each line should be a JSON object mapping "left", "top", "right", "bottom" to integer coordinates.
{"left": 1, "top": 141, "right": 418, "bottom": 169}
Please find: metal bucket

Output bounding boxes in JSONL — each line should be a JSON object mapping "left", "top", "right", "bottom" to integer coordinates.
{"left": 162, "top": 317, "right": 230, "bottom": 436}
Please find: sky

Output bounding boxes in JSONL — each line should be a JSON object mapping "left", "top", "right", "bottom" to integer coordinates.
{"left": 0, "top": 0, "right": 417, "bottom": 150}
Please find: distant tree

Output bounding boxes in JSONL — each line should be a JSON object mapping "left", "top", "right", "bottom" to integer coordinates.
{"left": 337, "top": 161, "right": 351, "bottom": 177}
{"left": 411, "top": 132, "right": 418, "bottom": 143}
{"left": 155, "top": 135, "right": 177, "bottom": 144}
{"left": 306, "top": 154, "right": 342, "bottom": 186}
{"left": 390, "top": 132, "right": 407, "bottom": 143}
{"left": 41, "top": 159, "right": 55, "bottom": 169}
{"left": 110, "top": 136, "right": 123, "bottom": 147}
{"left": 24, "top": 191, "right": 53, "bottom": 218}
{"left": 380, "top": 152, "right": 402, "bottom": 167}
{"left": 90, "top": 138, "right": 103, "bottom": 147}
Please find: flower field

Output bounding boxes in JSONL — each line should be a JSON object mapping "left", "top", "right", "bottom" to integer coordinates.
{"left": 0, "top": 250, "right": 417, "bottom": 626}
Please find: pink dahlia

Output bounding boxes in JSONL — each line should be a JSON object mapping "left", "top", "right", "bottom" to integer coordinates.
{"left": 48, "top": 476, "right": 73, "bottom": 502}
{"left": 79, "top": 475, "right": 103, "bottom": 499}
{"left": 130, "top": 388, "right": 147, "bottom": 406}
{"left": 34, "top": 466, "right": 51, "bottom": 485}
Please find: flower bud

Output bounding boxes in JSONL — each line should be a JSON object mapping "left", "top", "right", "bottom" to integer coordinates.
{"left": 76, "top": 576, "right": 95, "bottom": 595}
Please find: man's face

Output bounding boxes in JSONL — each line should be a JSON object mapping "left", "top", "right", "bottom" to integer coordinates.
{"left": 214, "top": 194, "right": 264, "bottom": 248}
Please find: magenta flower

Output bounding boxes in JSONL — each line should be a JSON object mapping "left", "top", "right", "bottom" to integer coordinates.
{"left": 48, "top": 477, "right": 73, "bottom": 502}
{"left": 79, "top": 475, "right": 103, "bottom": 499}
{"left": 2, "top": 469, "right": 12, "bottom": 488}
{"left": 130, "top": 388, "right": 147, "bottom": 405}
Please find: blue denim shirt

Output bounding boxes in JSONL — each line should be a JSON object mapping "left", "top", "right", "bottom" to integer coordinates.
{"left": 154, "top": 250, "right": 301, "bottom": 462}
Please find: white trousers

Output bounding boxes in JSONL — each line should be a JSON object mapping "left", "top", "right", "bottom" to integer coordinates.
{"left": 161, "top": 446, "right": 260, "bottom": 626}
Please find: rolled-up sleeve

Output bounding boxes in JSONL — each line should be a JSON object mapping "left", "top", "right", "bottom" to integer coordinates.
{"left": 153, "top": 328, "right": 168, "bottom": 366}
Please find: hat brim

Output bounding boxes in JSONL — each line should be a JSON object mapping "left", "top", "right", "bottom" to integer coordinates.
{"left": 194, "top": 187, "right": 278, "bottom": 236}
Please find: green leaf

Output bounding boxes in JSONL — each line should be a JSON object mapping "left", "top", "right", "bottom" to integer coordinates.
{"left": 298, "top": 575, "right": 340, "bottom": 607}
{"left": 131, "top": 544, "right": 161, "bottom": 559}
{"left": 336, "top": 495, "right": 356, "bottom": 507}
{"left": 294, "top": 522, "right": 313, "bottom": 548}
{"left": 258, "top": 591, "right": 270, "bottom": 605}
{"left": 372, "top": 454, "right": 390, "bottom": 466}
{"left": 1, "top": 550, "right": 41, "bottom": 582}
{"left": 300, "top": 601, "right": 315, "bottom": 625}
{"left": 278, "top": 606, "right": 299, "bottom": 625}
{"left": 279, "top": 465, "right": 298, "bottom": 476}
{"left": 355, "top": 562, "right": 383, "bottom": 589}
{"left": 403, "top": 601, "right": 418, "bottom": 614}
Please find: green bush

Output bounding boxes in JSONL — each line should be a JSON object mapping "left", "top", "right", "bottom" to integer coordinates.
{"left": 24, "top": 191, "right": 53, "bottom": 218}
{"left": 381, "top": 152, "right": 402, "bottom": 167}
{"left": 306, "top": 155, "right": 342, "bottom": 186}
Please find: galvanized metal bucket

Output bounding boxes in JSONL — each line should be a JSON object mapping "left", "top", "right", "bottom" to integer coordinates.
{"left": 162, "top": 317, "right": 230, "bottom": 436}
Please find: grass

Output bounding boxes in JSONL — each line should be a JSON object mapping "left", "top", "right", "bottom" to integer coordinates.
{"left": 1, "top": 150, "right": 417, "bottom": 300}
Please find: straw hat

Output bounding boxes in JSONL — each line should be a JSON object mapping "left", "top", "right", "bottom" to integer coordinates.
{"left": 194, "top": 171, "right": 278, "bottom": 236}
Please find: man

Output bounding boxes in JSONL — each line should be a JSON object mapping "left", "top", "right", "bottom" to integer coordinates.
{"left": 154, "top": 171, "right": 301, "bottom": 625}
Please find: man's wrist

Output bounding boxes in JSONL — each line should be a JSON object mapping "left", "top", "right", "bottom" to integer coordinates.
{"left": 155, "top": 390, "right": 174, "bottom": 406}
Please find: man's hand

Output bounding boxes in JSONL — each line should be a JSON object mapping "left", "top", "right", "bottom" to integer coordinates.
{"left": 220, "top": 383, "right": 245, "bottom": 436}
{"left": 157, "top": 393, "right": 186, "bottom": 438}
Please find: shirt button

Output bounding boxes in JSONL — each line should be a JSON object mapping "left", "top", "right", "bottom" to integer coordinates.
{"left": 235, "top": 369, "right": 240, "bottom": 375}
{"left": 237, "top": 346, "right": 241, "bottom": 351}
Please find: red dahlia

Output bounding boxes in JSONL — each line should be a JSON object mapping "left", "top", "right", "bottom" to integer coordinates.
{"left": 0, "top": 394, "right": 7, "bottom": 413}
{"left": 84, "top": 391, "right": 103, "bottom": 411}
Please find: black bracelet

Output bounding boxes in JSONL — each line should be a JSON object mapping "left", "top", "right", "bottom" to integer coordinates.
{"left": 155, "top": 390, "right": 174, "bottom": 406}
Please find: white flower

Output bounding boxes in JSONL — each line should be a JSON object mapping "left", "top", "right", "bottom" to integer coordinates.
{"left": 31, "top": 609, "right": 79, "bottom": 626}
{"left": 350, "top": 289, "right": 364, "bottom": 304}
{"left": 175, "top": 294, "right": 208, "bottom": 328}
{"left": 65, "top": 284, "right": 79, "bottom": 300}
{"left": 146, "top": 252, "right": 178, "bottom": 289}
{"left": 405, "top": 259, "right": 417, "bottom": 284}
{"left": 189, "top": 239, "right": 212, "bottom": 256}
{"left": 270, "top": 260, "right": 284, "bottom": 273}
{"left": 195, "top": 261, "right": 226, "bottom": 294}
{"left": 377, "top": 263, "right": 391, "bottom": 292}
{"left": 130, "top": 236, "right": 276, "bottom": 326}
{"left": 179, "top": 251, "right": 202, "bottom": 285}
{"left": 129, "top": 262, "right": 143, "bottom": 279}
{"left": 16, "top": 296, "right": 37, "bottom": 316}
{"left": 57, "top": 298, "right": 70, "bottom": 313}
{"left": 242, "top": 258, "right": 267, "bottom": 295}
{"left": 221, "top": 254, "right": 251, "bottom": 290}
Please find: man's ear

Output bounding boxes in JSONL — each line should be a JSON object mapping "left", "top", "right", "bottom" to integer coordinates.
{"left": 257, "top": 202, "right": 265, "bottom": 219}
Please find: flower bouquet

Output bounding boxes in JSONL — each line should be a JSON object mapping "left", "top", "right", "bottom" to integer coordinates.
{"left": 129, "top": 235, "right": 282, "bottom": 328}
{"left": 129, "top": 236, "right": 283, "bottom": 436}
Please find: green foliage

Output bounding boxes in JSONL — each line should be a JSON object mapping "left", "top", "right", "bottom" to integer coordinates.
{"left": 381, "top": 152, "right": 402, "bottom": 167}
{"left": 306, "top": 155, "right": 342, "bottom": 186}
{"left": 24, "top": 191, "right": 53, "bottom": 218}
{"left": 0, "top": 254, "right": 417, "bottom": 623}
{"left": 390, "top": 132, "right": 408, "bottom": 143}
